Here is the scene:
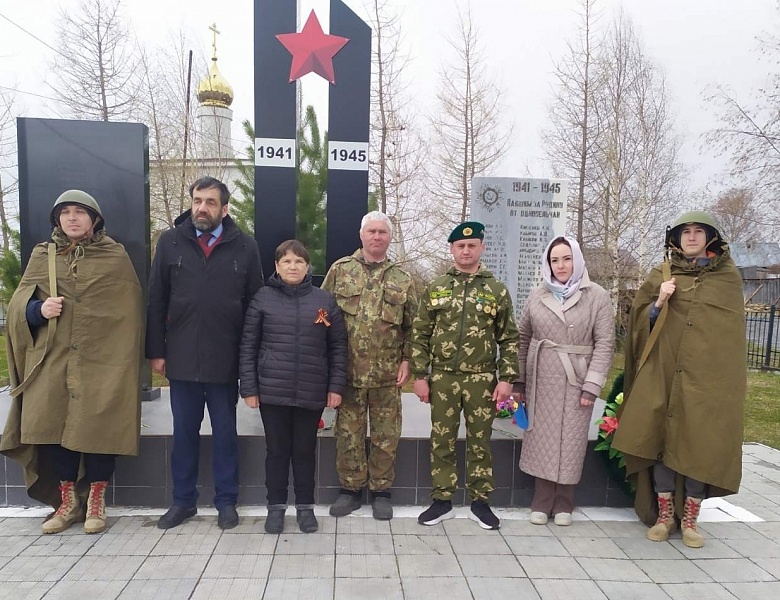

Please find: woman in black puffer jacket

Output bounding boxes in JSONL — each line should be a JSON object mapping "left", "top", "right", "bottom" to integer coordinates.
{"left": 239, "top": 240, "right": 347, "bottom": 534}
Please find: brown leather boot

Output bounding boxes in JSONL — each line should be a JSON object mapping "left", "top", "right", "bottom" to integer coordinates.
{"left": 84, "top": 481, "right": 109, "bottom": 534}
{"left": 646, "top": 492, "right": 677, "bottom": 542}
{"left": 42, "top": 481, "right": 81, "bottom": 534}
{"left": 682, "top": 497, "right": 705, "bottom": 548}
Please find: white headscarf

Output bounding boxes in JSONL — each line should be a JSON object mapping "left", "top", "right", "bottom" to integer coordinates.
{"left": 541, "top": 236, "right": 587, "bottom": 301}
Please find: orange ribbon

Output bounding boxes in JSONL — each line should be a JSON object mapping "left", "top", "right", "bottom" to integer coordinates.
{"left": 314, "top": 308, "right": 331, "bottom": 326}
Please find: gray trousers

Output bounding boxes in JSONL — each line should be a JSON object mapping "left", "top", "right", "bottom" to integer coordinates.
{"left": 653, "top": 462, "right": 706, "bottom": 498}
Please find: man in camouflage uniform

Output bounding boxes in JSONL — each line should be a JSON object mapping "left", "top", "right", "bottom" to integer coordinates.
{"left": 412, "top": 222, "right": 519, "bottom": 530}
{"left": 323, "top": 211, "right": 416, "bottom": 520}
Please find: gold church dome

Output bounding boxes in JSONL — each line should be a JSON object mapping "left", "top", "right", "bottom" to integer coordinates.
{"left": 197, "top": 24, "right": 234, "bottom": 108}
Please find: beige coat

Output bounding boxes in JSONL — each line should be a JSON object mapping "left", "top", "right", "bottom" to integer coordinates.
{"left": 517, "top": 274, "right": 614, "bottom": 484}
{"left": 1, "top": 235, "right": 143, "bottom": 507}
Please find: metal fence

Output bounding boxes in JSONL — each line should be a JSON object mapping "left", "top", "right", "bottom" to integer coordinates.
{"left": 746, "top": 305, "right": 780, "bottom": 370}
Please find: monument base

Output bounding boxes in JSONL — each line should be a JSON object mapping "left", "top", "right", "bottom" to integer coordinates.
{"left": 0, "top": 391, "right": 631, "bottom": 509}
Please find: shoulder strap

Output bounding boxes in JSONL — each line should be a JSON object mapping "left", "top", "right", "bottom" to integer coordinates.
{"left": 636, "top": 260, "right": 671, "bottom": 372}
{"left": 48, "top": 243, "right": 58, "bottom": 300}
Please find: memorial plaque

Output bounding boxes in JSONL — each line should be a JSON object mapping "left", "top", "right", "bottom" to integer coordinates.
{"left": 471, "top": 177, "right": 567, "bottom": 321}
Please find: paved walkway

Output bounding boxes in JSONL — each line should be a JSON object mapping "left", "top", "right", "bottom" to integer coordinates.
{"left": 0, "top": 443, "right": 778, "bottom": 600}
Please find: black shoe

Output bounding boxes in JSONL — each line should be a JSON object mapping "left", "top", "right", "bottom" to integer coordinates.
{"left": 265, "top": 505, "right": 286, "bottom": 534}
{"left": 371, "top": 491, "right": 393, "bottom": 521}
{"left": 157, "top": 505, "right": 197, "bottom": 530}
{"left": 217, "top": 505, "right": 239, "bottom": 530}
{"left": 418, "top": 499, "right": 454, "bottom": 526}
{"left": 329, "top": 490, "right": 362, "bottom": 517}
{"left": 296, "top": 507, "right": 319, "bottom": 533}
{"left": 469, "top": 500, "right": 500, "bottom": 530}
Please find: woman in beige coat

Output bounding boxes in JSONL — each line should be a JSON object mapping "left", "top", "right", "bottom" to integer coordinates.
{"left": 516, "top": 236, "right": 614, "bottom": 526}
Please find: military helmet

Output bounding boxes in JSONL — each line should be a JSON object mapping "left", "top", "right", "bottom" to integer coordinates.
{"left": 667, "top": 210, "right": 723, "bottom": 253}
{"left": 50, "top": 190, "right": 105, "bottom": 231}
{"left": 671, "top": 210, "right": 718, "bottom": 230}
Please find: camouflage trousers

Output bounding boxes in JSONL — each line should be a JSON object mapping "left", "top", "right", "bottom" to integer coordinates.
{"left": 334, "top": 385, "right": 402, "bottom": 492}
{"left": 429, "top": 370, "right": 497, "bottom": 502}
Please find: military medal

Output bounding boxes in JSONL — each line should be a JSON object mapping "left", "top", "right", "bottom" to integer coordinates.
{"left": 476, "top": 303, "right": 483, "bottom": 312}
{"left": 491, "top": 308, "right": 497, "bottom": 316}
{"left": 431, "top": 298, "right": 439, "bottom": 306}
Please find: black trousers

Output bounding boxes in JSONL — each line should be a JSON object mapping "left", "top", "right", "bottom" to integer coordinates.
{"left": 259, "top": 403, "right": 323, "bottom": 506}
{"left": 39, "top": 444, "right": 115, "bottom": 483}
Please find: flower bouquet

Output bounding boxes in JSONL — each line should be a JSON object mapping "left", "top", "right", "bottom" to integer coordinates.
{"left": 594, "top": 372, "right": 635, "bottom": 496}
{"left": 495, "top": 397, "right": 519, "bottom": 419}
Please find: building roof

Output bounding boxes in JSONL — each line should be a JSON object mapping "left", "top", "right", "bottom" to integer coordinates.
{"left": 729, "top": 242, "right": 780, "bottom": 269}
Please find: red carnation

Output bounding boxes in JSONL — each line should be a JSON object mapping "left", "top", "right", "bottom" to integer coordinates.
{"left": 599, "top": 416, "right": 619, "bottom": 436}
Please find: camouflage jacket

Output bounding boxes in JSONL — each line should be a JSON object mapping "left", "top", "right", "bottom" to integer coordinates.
{"left": 411, "top": 264, "right": 519, "bottom": 381}
{"left": 322, "top": 250, "right": 417, "bottom": 388}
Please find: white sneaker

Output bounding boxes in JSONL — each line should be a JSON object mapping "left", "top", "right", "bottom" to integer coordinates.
{"left": 530, "top": 511, "right": 548, "bottom": 525}
{"left": 554, "top": 512, "right": 572, "bottom": 526}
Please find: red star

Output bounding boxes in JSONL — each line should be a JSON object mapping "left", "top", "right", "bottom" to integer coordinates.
{"left": 276, "top": 11, "right": 350, "bottom": 85}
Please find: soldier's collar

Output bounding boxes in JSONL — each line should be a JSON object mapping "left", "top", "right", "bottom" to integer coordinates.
{"left": 357, "top": 250, "right": 390, "bottom": 268}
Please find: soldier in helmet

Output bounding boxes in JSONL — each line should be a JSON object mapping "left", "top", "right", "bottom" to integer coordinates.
{"left": 1, "top": 190, "right": 143, "bottom": 535}
{"left": 323, "top": 211, "right": 417, "bottom": 520}
{"left": 613, "top": 211, "right": 747, "bottom": 549}
{"left": 411, "top": 222, "right": 519, "bottom": 530}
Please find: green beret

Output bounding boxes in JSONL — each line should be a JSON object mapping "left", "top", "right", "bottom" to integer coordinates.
{"left": 448, "top": 221, "right": 485, "bottom": 243}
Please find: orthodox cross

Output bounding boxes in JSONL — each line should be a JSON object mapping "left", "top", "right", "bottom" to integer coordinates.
{"left": 209, "top": 23, "right": 220, "bottom": 58}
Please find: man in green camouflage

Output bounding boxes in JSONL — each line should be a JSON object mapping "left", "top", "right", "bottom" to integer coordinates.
{"left": 412, "top": 221, "right": 519, "bottom": 530}
{"left": 323, "top": 211, "right": 417, "bottom": 520}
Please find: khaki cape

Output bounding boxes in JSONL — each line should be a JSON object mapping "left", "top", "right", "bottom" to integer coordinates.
{"left": 1, "top": 236, "right": 143, "bottom": 507}
{"left": 612, "top": 247, "right": 746, "bottom": 526}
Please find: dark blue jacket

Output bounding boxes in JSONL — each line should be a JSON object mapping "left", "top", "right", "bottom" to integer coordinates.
{"left": 145, "top": 211, "right": 263, "bottom": 383}
{"left": 238, "top": 272, "right": 347, "bottom": 410}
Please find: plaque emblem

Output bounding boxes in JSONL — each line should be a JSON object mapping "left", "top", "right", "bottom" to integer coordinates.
{"left": 478, "top": 183, "right": 503, "bottom": 213}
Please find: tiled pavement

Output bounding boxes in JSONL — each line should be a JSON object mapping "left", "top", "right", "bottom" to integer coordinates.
{"left": 0, "top": 443, "right": 777, "bottom": 599}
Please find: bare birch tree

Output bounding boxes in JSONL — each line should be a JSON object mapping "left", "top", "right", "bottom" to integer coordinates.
{"left": 704, "top": 20, "right": 780, "bottom": 236}
{"left": 0, "top": 88, "right": 20, "bottom": 254}
{"left": 48, "top": 0, "right": 142, "bottom": 121}
{"left": 543, "top": 0, "right": 602, "bottom": 244}
{"left": 588, "top": 13, "right": 682, "bottom": 287}
{"left": 707, "top": 187, "right": 762, "bottom": 243}
{"left": 546, "top": 8, "right": 684, "bottom": 314}
{"left": 367, "top": 0, "right": 432, "bottom": 279}
{"left": 0, "top": 88, "right": 21, "bottom": 302}
{"left": 141, "top": 34, "right": 205, "bottom": 231}
{"left": 428, "top": 6, "right": 512, "bottom": 230}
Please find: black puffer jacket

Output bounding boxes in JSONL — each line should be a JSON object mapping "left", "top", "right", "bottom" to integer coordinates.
{"left": 239, "top": 272, "right": 348, "bottom": 410}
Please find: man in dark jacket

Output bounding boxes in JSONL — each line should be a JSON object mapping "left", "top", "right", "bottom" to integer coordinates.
{"left": 146, "top": 176, "right": 262, "bottom": 530}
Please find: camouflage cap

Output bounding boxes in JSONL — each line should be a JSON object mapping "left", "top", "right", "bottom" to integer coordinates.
{"left": 448, "top": 221, "right": 485, "bottom": 243}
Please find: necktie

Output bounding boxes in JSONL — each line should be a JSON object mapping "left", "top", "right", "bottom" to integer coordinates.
{"left": 198, "top": 233, "right": 213, "bottom": 256}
